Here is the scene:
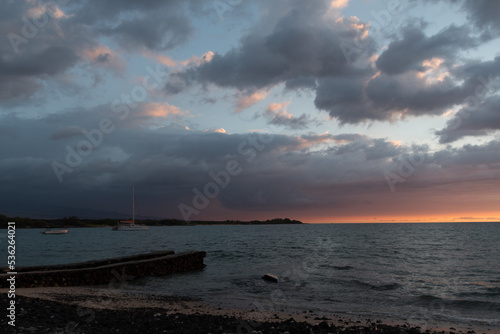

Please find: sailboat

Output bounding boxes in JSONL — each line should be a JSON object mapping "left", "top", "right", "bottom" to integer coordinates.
{"left": 112, "top": 187, "right": 149, "bottom": 231}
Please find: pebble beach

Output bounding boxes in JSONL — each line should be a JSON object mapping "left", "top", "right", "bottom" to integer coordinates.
{"left": 0, "top": 287, "right": 491, "bottom": 334}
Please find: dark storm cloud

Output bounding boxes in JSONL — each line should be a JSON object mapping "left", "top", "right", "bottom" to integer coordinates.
{"left": 165, "top": 0, "right": 375, "bottom": 94}
{"left": 315, "top": 36, "right": 498, "bottom": 123}
{"left": 461, "top": 0, "right": 500, "bottom": 39}
{"left": 313, "top": 66, "right": 468, "bottom": 123}
{"left": 0, "top": 46, "right": 79, "bottom": 76}
{"left": 0, "top": 39, "right": 84, "bottom": 101}
{"left": 333, "top": 138, "right": 403, "bottom": 161}
{"left": 2, "top": 107, "right": 500, "bottom": 217}
{"left": 0, "top": 76, "right": 40, "bottom": 102}
{"left": 261, "top": 102, "right": 313, "bottom": 130}
{"left": 434, "top": 57, "right": 500, "bottom": 143}
{"left": 0, "top": 1, "right": 87, "bottom": 101}
{"left": 431, "top": 139, "right": 500, "bottom": 168}
{"left": 100, "top": 14, "right": 193, "bottom": 51}
{"left": 436, "top": 96, "right": 500, "bottom": 143}
{"left": 0, "top": 0, "right": 204, "bottom": 103}
{"left": 375, "top": 25, "right": 478, "bottom": 75}
{"left": 216, "top": 137, "right": 500, "bottom": 211}
{"left": 72, "top": 0, "right": 210, "bottom": 24}
{"left": 0, "top": 1, "right": 93, "bottom": 102}
{"left": 416, "top": 0, "right": 500, "bottom": 39}
{"left": 164, "top": 0, "right": 497, "bottom": 125}
{"left": 331, "top": 133, "right": 367, "bottom": 142}
{"left": 313, "top": 74, "right": 384, "bottom": 123}
{"left": 451, "top": 56, "right": 500, "bottom": 96}
{"left": 73, "top": 0, "right": 175, "bottom": 24}
{"left": 72, "top": 0, "right": 209, "bottom": 51}
{"left": 0, "top": 107, "right": 395, "bottom": 215}
{"left": 265, "top": 112, "right": 311, "bottom": 130}
{"left": 366, "top": 73, "right": 463, "bottom": 115}
{"left": 49, "top": 126, "right": 85, "bottom": 141}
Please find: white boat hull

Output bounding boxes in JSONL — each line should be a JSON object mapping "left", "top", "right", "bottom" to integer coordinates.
{"left": 114, "top": 225, "right": 148, "bottom": 231}
{"left": 42, "top": 229, "right": 68, "bottom": 234}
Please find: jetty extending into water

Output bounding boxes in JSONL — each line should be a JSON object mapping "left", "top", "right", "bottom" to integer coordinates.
{"left": 0, "top": 250, "right": 206, "bottom": 288}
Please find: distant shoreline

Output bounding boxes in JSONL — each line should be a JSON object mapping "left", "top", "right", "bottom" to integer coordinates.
{"left": 0, "top": 215, "right": 303, "bottom": 229}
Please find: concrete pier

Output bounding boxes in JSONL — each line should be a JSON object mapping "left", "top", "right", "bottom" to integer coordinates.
{"left": 0, "top": 251, "right": 206, "bottom": 288}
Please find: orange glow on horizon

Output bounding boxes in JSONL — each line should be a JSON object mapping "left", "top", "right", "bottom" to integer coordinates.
{"left": 303, "top": 213, "right": 500, "bottom": 224}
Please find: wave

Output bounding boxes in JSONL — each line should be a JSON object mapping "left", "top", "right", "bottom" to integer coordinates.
{"left": 318, "top": 264, "right": 354, "bottom": 271}
{"left": 416, "top": 294, "right": 500, "bottom": 312}
{"left": 458, "top": 287, "right": 500, "bottom": 298}
{"left": 333, "top": 265, "right": 353, "bottom": 270}
{"left": 431, "top": 313, "right": 500, "bottom": 327}
{"left": 208, "top": 250, "right": 248, "bottom": 260}
{"left": 353, "top": 280, "right": 400, "bottom": 291}
{"left": 450, "top": 299, "right": 500, "bottom": 311}
{"left": 417, "top": 294, "right": 442, "bottom": 302}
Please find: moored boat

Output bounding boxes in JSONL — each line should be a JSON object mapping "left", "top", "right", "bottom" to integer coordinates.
{"left": 112, "top": 221, "right": 148, "bottom": 231}
{"left": 42, "top": 228, "right": 68, "bottom": 235}
{"left": 113, "top": 187, "right": 148, "bottom": 231}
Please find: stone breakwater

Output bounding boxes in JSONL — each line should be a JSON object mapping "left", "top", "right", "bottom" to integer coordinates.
{"left": 0, "top": 251, "right": 206, "bottom": 288}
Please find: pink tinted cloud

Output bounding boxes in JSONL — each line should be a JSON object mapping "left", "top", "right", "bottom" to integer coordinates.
{"left": 83, "top": 45, "right": 126, "bottom": 73}
{"left": 235, "top": 90, "right": 269, "bottom": 112}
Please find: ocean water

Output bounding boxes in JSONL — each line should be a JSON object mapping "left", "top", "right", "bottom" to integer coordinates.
{"left": 5, "top": 223, "right": 500, "bottom": 330}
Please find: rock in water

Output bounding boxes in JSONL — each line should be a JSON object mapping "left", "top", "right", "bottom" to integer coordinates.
{"left": 262, "top": 273, "right": 278, "bottom": 283}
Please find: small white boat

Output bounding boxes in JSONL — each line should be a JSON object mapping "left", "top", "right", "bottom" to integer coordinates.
{"left": 112, "top": 221, "right": 149, "bottom": 231}
{"left": 113, "top": 187, "right": 149, "bottom": 231}
{"left": 42, "top": 229, "right": 68, "bottom": 235}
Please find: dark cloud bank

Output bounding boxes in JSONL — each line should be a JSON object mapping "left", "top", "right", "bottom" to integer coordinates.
{"left": 1, "top": 108, "right": 500, "bottom": 219}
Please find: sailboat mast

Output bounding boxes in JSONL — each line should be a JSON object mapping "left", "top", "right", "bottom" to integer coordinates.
{"left": 132, "top": 187, "right": 135, "bottom": 222}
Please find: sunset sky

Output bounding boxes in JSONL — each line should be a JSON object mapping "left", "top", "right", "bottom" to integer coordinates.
{"left": 1, "top": 0, "right": 499, "bottom": 223}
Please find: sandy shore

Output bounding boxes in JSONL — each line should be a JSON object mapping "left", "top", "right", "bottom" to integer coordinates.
{"left": 0, "top": 286, "right": 495, "bottom": 334}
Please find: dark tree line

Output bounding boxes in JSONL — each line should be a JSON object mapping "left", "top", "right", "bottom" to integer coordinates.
{"left": 0, "top": 214, "right": 303, "bottom": 228}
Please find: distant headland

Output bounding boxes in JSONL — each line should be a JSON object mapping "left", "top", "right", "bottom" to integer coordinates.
{"left": 0, "top": 214, "right": 303, "bottom": 228}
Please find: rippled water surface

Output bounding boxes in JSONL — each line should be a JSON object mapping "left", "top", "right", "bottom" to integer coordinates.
{"left": 7, "top": 222, "right": 500, "bottom": 329}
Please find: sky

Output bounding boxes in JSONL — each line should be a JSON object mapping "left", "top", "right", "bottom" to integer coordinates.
{"left": 1, "top": 0, "right": 499, "bottom": 223}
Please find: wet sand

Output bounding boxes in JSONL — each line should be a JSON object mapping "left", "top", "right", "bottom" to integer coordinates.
{"left": 0, "top": 287, "right": 494, "bottom": 334}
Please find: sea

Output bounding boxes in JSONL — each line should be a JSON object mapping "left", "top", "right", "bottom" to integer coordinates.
{"left": 5, "top": 222, "right": 500, "bottom": 331}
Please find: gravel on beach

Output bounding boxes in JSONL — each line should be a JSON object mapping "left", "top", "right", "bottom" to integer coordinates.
{"left": 1, "top": 291, "right": 483, "bottom": 334}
